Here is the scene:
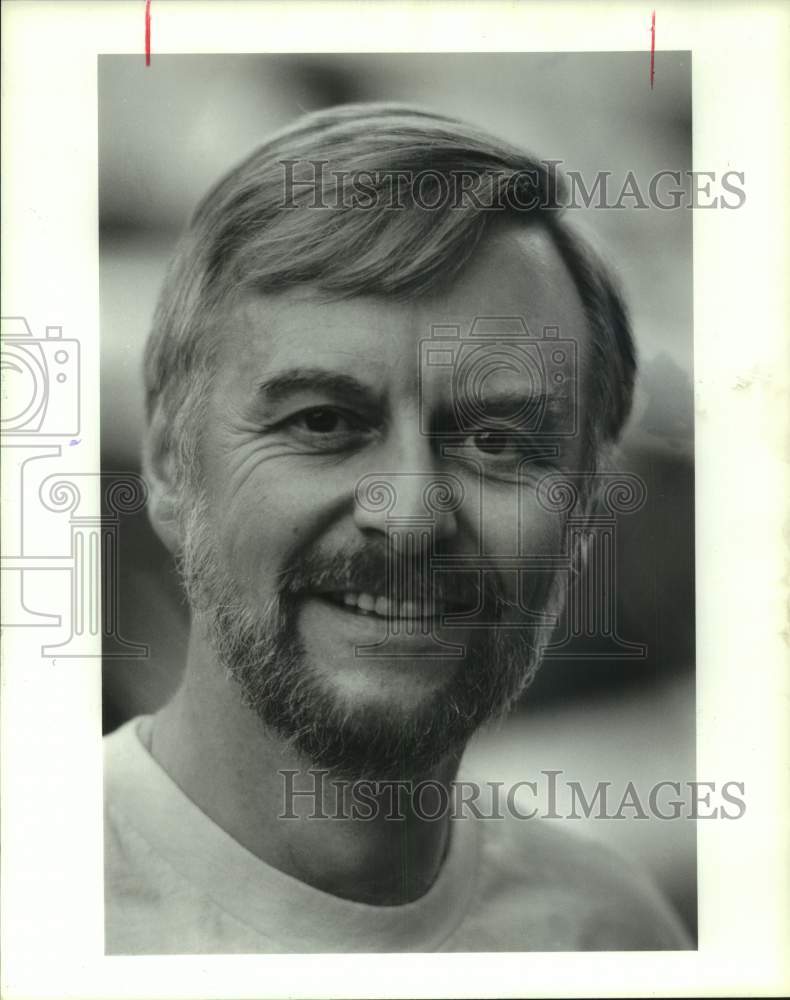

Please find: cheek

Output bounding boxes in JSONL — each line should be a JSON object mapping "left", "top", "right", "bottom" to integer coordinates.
{"left": 452, "top": 483, "right": 565, "bottom": 613}
{"left": 207, "top": 469, "right": 343, "bottom": 595}
{"left": 516, "top": 495, "right": 566, "bottom": 555}
{"left": 222, "top": 502, "right": 296, "bottom": 584}
{"left": 464, "top": 480, "right": 565, "bottom": 558}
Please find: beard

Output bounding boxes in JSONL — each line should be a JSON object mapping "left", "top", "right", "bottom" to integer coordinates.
{"left": 177, "top": 489, "right": 565, "bottom": 782}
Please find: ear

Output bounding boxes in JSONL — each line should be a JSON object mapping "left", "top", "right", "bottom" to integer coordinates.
{"left": 142, "top": 406, "right": 184, "bottom": 555}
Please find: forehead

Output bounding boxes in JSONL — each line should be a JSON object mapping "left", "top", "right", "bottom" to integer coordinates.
{"left": 213, "top": 226, "right": 592, "bottom": 395}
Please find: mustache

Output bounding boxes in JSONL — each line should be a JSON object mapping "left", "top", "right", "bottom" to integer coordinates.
{"left": 276, "top": 545, "right": 508, "bottom": 611}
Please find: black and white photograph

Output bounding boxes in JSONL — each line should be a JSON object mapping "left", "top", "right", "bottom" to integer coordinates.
{"left": 99, "top": 51, "right": 698, "bottom": 954}
{"left": 2, "top": 2, "right": 788, "bottom": 998}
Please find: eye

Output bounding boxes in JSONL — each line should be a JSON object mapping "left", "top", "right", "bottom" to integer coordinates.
{"left": 470, "top": 431, "right": 510, "bottom": 455}
{"left": 465, "top": 430, "right": 524, "bottom": 459}
{"left": 279, "top": 406, "right": 373, "bottom": 452}
{"left": 299, "top": 407, "right": 344, "bottom": 433}
{"left": 449, "top": 428, "right": 558, "bottom": 483}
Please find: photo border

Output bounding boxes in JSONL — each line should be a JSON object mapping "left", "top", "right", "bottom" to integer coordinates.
{"left": 2, "top": 2, "right": 788, "bottom": 998}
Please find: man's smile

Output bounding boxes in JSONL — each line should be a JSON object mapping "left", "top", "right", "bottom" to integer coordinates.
{"left": 315, "top": 590, "right": 464, "bottom": 621}
{"left": 298, "top": 586, "right": 482, "bottom": 657}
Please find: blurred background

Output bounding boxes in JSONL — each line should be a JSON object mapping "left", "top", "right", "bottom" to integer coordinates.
{"left": 99, "top": 53, "right": 695, "bottom": 938}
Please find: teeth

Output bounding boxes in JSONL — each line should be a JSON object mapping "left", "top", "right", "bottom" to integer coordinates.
{"left": 334, "top": 592, "right": 442, "bottom": 619}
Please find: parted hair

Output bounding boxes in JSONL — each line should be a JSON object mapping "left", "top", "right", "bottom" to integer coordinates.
{"left": 144, "top": 103, "right": 636, "bottom": 489}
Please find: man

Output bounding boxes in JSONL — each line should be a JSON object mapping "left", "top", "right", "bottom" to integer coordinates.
{"left": 104, "top": 103, "right": 691, "bottom": 953}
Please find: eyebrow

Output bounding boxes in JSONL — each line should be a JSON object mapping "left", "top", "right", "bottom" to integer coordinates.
{"left": 256, "top": 367, "right": 381, "bottom": 409}
{"left": 471, "top": 390, "right": 550, "bottom": 416}
{"left": 439, "top": 389, "right": 568, "bottom": 428}
{"left": 255, "top": 368, "right": 568, "bottom": 428}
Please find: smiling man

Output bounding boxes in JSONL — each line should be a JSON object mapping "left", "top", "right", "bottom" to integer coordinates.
{"left": 104, "top": 104, "right": 691, "bottom": 953}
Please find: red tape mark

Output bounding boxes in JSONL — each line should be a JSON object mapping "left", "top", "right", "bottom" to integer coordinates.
{"left": 145, "top": 0, "right": 152, "bottom": 66}
{"left": 650, "top": 10, "right": 656, "bottom": 89}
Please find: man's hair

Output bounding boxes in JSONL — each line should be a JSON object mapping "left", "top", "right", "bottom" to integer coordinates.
{"left": 144, "top": 102, "right": 636, "bottom": 493}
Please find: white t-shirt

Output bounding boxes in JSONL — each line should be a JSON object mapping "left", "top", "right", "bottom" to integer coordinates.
{"left": 104, "top": 717, "right": 692, "bottom": 954}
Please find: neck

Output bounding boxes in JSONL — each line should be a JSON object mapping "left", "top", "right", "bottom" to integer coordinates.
{"left": 148, "top": 631, "right": 462, "bottom": 906}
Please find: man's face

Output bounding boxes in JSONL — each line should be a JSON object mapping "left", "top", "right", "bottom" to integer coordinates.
{"left": 178, "top": 226, "right": 594, "bottom": 779}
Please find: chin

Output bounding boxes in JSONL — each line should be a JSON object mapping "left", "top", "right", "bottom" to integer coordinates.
{"left": 207, "top": 583, "right": 540, "bottom": 782}
{"left": 271, "top": 653, "right": 504, "bottom": 783}
{"left": 305, "top": 644, "right": 464, "bottom": 700}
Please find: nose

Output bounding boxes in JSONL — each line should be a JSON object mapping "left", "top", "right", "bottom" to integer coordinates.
{"left": 353, "top": 469, "right": 463, "bottom": 550}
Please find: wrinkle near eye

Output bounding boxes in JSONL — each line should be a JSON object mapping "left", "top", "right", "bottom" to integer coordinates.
{"left": 212, "top": 421, "right": 373, "bottom": 508}
{"left": 222, "top": 438, "right": 297, "bottom": 498}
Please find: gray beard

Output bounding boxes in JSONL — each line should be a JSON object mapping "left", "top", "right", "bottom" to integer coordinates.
{"left": 177, "top": 490, "right": 563, "bottom": 782}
